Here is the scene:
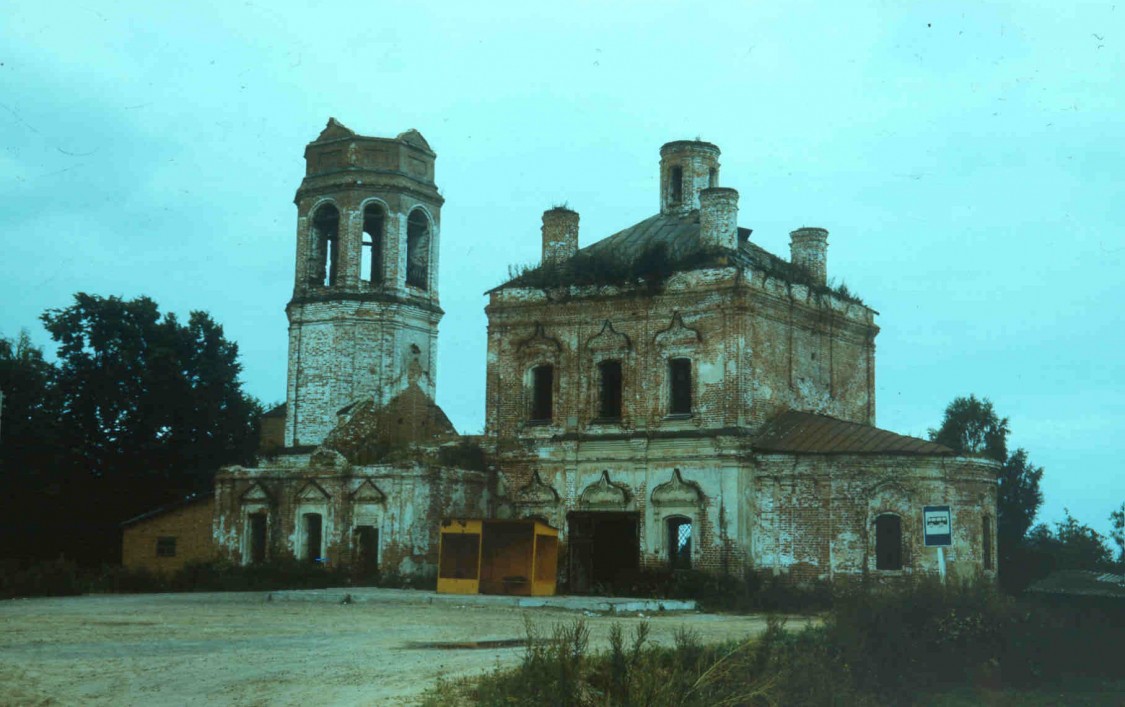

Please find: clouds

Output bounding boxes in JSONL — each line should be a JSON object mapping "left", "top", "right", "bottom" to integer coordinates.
{"left": 1, "top": 0, "right": 1122, "bottom": 534}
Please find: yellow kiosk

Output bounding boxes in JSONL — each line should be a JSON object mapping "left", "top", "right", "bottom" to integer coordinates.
{"left": 437, "top": 519, "right": 559, "bottom": 596}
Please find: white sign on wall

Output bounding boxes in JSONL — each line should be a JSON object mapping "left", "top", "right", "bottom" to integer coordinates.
{"left": 923, "top": 505, "right": 952, "bottom": 547}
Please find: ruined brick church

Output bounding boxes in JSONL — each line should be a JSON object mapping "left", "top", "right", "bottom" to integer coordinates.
{"left": 212, "top": 120, "right": 998, "bottom": 588}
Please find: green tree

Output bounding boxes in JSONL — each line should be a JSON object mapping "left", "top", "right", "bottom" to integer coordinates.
{"left": 930, "top": 395, "right": 1044, "bottom": 591}
{"left": 31, "top": 293, "right": 261, "bottom": 563}
{"left": 1025, "top": 511, "right": 1114, "bottom": 572}
{"left": 928, "top": 394, "right": 1009, "bottom": 463}
{"left": 1111, "top": 503, "right": 1124, "bottom": 567}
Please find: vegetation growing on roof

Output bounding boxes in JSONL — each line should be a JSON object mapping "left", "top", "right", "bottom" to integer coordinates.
{"left": 499, "top": 239, "right": 866, "bottom": 306}
{"left": 501, "top": 242, "right": 728, "bottom": 293}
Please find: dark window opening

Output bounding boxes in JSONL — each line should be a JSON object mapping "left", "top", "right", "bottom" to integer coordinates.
{"left": 875, "top": 514, "right": 903, "bottom": 570}
{"left": 982, "top": 515, "right": 993, "bottom": 570}
{"left": 598, "top": 360, "right": 623, "bottom": 420}
{"left": 669, "top": 358, "right": 692, "bottom": 415}
{"left": 530, "top": 364, "right": 554, "bottom": 422}
{"left": 708, "top": 167, "right": 717, "bottom": 188}
{"left": 310, "top": 204, "right": 340, "bottom": 287}
{"left": 361, "top": 204, "right": 385, "bottom": 285}
{"left": 156, "top": 536, "right": 176, "bottom": 558}
{"left": 249, "top": 513, "right": 267, "bottom": 564}
{"left": 406, "top": 209, "right": 430, "bottom": 289}
{"left": 670, "top": 166, "right": 683, "bottom": 203}
{"left": 667, "top": 517, "right": 692, "bottom": 570}
{"left": 304, "top": 512, "right": 323, "bottom": 563}
{"left": 355, "top": 525, "right": 379, "bottom": 574}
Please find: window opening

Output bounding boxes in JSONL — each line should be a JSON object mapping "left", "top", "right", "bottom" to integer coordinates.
{"left": 361, "top": 204, "right": 384, "bottom": 284}
{"left": 310, "top": 204, "right": 340, "bottom": 287}
{"left": 304, "top": 512, "right": 323, "bottom": 563}
{"left": 982, "top": 515, "right": 993, "bottom": 570}
{"left": 875, "top": 514, "right": 903, "bottom": 570}
{"left": 440, "top": 534, "right": 481, "bottom": 579}
{"left": 156, "top": 536, "right": 176, "bottom": 558}
{"left": 531, "top": 364, "right": 554, "bottom": 422}
{"left": 355, "top": 525, "right": 379, "bottom": 574}
{"left": 667, "top": 517, "right": 692, "bottom": 569}
{"left": 669, "top": 358, "right": 692, "bottom": 415}
{"left": 670, "top": 166, "right": 683, "bottom": 203}
{"left": 248, "top": 513, "right": 267, "bottom": 564}
{"left": 708, "top": 167, "right": 717, "bottom": 188}
{"left": 598, "top": 360, "right": 623, "bottom": 420}
{"left": 406, "top": 210, "right": 430, "bottom": 289}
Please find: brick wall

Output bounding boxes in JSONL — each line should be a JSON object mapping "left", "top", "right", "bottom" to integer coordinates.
{"left": 122, "top": 498, "right": 216, "bottom": 575}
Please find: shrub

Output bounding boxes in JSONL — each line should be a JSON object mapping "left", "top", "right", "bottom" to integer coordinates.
{"left": 0, "top": 558, "right": 84, "bottom": 598}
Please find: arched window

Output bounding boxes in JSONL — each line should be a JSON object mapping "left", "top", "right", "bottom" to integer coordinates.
{"left": 362, "top": 203, "right": 385, "bottom": 285}
{"left": 310, "top": 204, "right": 340, "bottom": 287}
{"left": 668, "top": 358, "right": 692, "bottom": 415}
{"left": 670, "top": 166, "right": 684, "bottom": 203}
{"left": 875, "top": 514, "right": 902, "bottom": 570}
{"left": 598, "top": 360, "right": 623, "bottom": 420}
{"left": 303, "top": 512, "right": 323, "bottom": 563}
{"left": 406, "top": 209, "right": 430, "bottom": 289}
{"left": 530, "top": 364, "right": 554, "bottom": 423}
{"left": 667, "top": 516, "right": 692, "bottom": 569}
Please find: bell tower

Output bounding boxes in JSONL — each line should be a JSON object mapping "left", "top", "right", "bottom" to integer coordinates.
{"left": 284, "top": 118, "right": 444, "bottom": 447}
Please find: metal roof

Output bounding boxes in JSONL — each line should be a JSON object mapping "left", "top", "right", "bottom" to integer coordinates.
{"left": 753, "top": 411, "right": 954, "bottom": 456}
{"left": 120, "top": 491, "right": 214, "bottom": 527}
{"left": 1027, "top": 570, "right": 1125, "bottom": 599}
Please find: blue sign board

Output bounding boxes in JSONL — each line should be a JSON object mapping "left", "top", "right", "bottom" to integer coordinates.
{"left": 923, "top": 505, "right": 952, "bottom": 547}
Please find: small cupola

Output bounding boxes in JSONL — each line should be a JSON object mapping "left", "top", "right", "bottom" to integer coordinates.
{"left": 659, "top": 140, "right": 721, "bottom": 216}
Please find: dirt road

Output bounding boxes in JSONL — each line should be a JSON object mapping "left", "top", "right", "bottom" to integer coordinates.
{"left": 0, "top": 591, "right": 807, "bottom": 706}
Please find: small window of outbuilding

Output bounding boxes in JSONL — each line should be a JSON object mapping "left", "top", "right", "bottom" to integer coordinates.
{"left": 598, "top": 360, "right": 623, "bottom": 420}
{"left": 669, "top": 358, "right": 692, "bottom": 415}
{"left": 362, "top": 203, "right": 385, "bottom": 285}
{"left": 875, "top": 514, "right": 903, "bottom": 570}
{"left": 668, "top": 517, "right": 692, "bottom": 569}
{"left": 156, "top": 536, "right": 176, "bottom": 558}
{"left": 406, "top": 209, "right": 430, "bottom": 289}
{"left": 530, "top": 364, "right": 554, "bottom": 422}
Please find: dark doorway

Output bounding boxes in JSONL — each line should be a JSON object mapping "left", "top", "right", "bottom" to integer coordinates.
{"left": 355, "top": 525, "right": 378, "bottom": 575}
{"left": 304, "top": 513, "right": 323, "bottom": 563}
{"left": 249, "top": 513, "right": 267, "bottom": 564}
{"left": 566, "top": 512, "right": 639, "bottom": 593}
{"left": 875, "top": 514, "right": 902, "bottom": 570}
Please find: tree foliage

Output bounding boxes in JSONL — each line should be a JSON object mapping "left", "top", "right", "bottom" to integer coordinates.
{"left": 1025, "top": 511, "right": 1115, "bottom": 573}
{"left": 0, "top": 294, "right": 260, "bottom": 565}
{"left": 1111, "top": 503, "right": 1125, "bottom": 567}
{"left": 931, "top": 395, "right": 1045, "bottom": 592}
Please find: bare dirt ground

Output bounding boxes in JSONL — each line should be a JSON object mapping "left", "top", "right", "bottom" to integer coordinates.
{"left": 0, "top": 591, "right": 811, "bottom": 706}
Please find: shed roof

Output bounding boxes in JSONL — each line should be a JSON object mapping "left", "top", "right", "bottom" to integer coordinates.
{"left": 120, "top": 492, "right": 214, "bottom": 528}
{"left": 1027, "top": 570, "right": 1125, "bottom": 599}
{"left": 752, "top": 411, "right": 954, "bottom": 456}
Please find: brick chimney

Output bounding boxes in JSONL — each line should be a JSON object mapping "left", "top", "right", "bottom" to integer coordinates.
{"left": 541, "top": 207, "right": 579, "bottom": 263}
{"left": 789, "top": 227, "right": 829, "bottom": 285}
{"left": 699, "top": 187, "right": 739, "bottom": 250}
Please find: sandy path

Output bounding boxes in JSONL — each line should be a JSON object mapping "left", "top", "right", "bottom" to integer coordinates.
{"left": 0, "top": 591, "right": 807, "bottom": 706}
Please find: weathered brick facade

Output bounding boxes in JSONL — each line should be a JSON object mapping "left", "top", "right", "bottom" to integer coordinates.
{"left": 485, "top": 139, "right": 997, "bottom": 587}
{"left": 211, "top": 124, "right": 997, "bottom": 586}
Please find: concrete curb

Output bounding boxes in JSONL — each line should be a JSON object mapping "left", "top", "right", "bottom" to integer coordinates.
{"left": 267, "top": 586, "right": 697, "bottom": 613}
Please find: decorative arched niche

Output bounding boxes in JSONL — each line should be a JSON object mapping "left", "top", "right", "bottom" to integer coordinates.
{"left": 293, "top": 481, "right": 331, "bottom": 563}
{"left": 239, "top": 481, "right": 273, "bottom": 566}
{"left": 651, "top": 469, "right": 704, "bottom": 568}
{"left": 578, "top": 470, "right": 631, "bottom": 510}
{"left": 517, "top": 324, "right": 562, "bottom": 424}
{"left": 865, "top": 480, "right": 913, "bottom": 572}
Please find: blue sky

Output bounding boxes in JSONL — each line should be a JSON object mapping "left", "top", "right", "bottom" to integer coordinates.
{"left": 2, "top": 0, "right": 1122, "bottom": 536}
